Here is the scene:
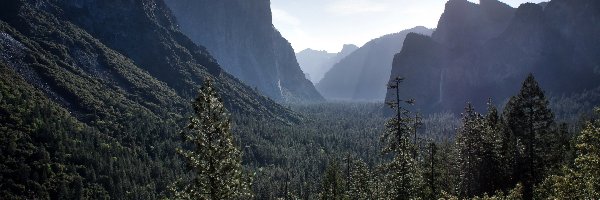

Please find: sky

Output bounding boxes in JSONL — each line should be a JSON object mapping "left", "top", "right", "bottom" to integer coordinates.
{"left": 271, "top": 0, "right": 547, "bottom": 53}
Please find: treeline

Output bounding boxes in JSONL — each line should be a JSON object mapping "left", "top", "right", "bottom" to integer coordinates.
{"left": 174, "top": 74, "right": 598, "bottom": 199}
{"left": 311, "top": 74, "right": 599, "bottom": 200}
{"left": 2, "top": 60, "right": 598, "bottom": 199}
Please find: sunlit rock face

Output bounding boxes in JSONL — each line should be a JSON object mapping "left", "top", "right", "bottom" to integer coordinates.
{"left": 387, "top": 0, "right": 600, "bottom": 114}
{"left": 164, "top": 0, "right": 323, "bottom": 102}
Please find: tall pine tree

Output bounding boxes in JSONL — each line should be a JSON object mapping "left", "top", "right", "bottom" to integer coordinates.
{"left": 455, "top": 103, "right": 485, "bottom": 198}
{"left": 480, "top": 99, "right": 506, "bottom": 194}
{"left": 172, "top": 79, "right": 252, "bottom": 199}
{"left": 502, "top": 74, "right": 557, "bottom": 200}
{"left": 379, "top": 77, "right": 423, "bottom": 199}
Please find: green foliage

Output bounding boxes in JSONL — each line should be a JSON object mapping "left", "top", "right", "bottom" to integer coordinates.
{"left": 379, "top": 78, "right": 424, "bottom": 200}
{"left": 474, "top": 183, "right": 524, "bottom": 200}
{"left": 237, "top": 102, "right": 386, "bottom": 199}
{"left": 0, "top": 0, "right": 298, "bottom": 198}
{"left": 536, "top": 107, "right": 600, "bottom": 199}
{"left": 442, "top": 183, "right": 523, "bottom": 200}
{"left": 320, "top": 159, "right": 345, "bottom": 200}
{"left": 347, "top": 158, "right": 373, "bottom": 200}
{"left": 0, "top": 63, "right": 123, "bottom": 199}
{"left": 0, "top": 2, "right": 593, "bottom": 198}
{"left": 502, "top": 74, "right": 561, "bottom": 199}
{"left": 172, "top": 79, "right": 252, "bottom": 199}
{"left": 455, "top": 101, "right": 507, "bottom": 198}
{"left": 456, "top": 103, "right": 487, "bottom": 197}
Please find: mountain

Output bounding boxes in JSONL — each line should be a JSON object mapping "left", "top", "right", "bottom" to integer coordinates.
{"left": 296, "top": 49, "right": 334, "bottom": 83}
{"left": 296, "top": 44, "right": 358, "bottom": 84}
{"left": 316, "top": 26, "right": 434, "bottom": 101}
{"left": 387, "top": 0, "right": 600, "bottom": 114}
{"left": 164, "top": 0, "right": 324, "bottom": 102}
{"left": 0, "top": 0, "right": 298, "bottom": 198}
{"left": 432, "top": 0, "right": 515, "bottom": 51}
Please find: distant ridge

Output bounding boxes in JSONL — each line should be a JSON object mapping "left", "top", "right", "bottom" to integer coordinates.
{"left": 296, "top": 44, "right": 358, "bottom": 84}
{"left": 317, "top": 26, "right": 434, "bottom": 101}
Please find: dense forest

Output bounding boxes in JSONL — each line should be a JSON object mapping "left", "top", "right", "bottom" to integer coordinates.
{"left": 1, "top": 56, "right": 599, "bottom": 199}
{"left": 203, "top": 74, "right": 599, "bottom": 199}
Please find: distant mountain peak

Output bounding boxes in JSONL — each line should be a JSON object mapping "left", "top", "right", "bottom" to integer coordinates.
{"left": 480, "top": 0, "right": 513, "bottom": 9}
{"left": 316, "top": 27, "right": 434, "bottom": 101}
{"left": 299, "top": 48, "right": 330, "bottom": 54}
{"left": 402, "top": 33, "right": 437, "bottom": 51}
{"left": 340, "top": 44, "right": 358, "bottom": 53}
{"left": 295, "top": 44, "right": 360, "bottom": 84}
{"left": 515, "top": 3, "right": 544, "bottom": 18}
{"left": 445, "top": 0, "right": 477, "bottom": 8}
{"left": 433, "top": 0, "right": 516, "bottom": 50}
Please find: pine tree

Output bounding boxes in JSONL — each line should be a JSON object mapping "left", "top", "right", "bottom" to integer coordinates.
{"left": 379, "top": 76, "right": 423, "bottom": 200}
{"left": 498, "top": 97, "right": 518, "bottom": 191}
{"left": 479, "top": 99, "right": 506, "bottom": 194}
{"left": 172, "top": 79, "right": 252, "bottom": 199}
{"left": 455, "top": 103, "right": 485, "bottom": 198}
{"left": 502, "top": 74, "right": 557, "bottom": 199}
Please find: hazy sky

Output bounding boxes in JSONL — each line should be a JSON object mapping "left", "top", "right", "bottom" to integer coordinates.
{"left": 271, "top": 0, "right": 547, "bottom": 53}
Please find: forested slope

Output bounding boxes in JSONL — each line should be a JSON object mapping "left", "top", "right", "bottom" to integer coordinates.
{"left": 0, "top": 0, "right": 298, "bottom": 198}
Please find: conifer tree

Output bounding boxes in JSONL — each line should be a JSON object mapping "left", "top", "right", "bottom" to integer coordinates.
{"left": 502, "top": 74, "right": 557, "bottom": 199}
{"left": 379, "top": 76, "right": 423, "bottom": 200}
{"left": 480, "top": 99, "right": 506, "bottom": 194}
{"left": 173, "top": 79, "right": 252, "bottom": 199}
{"left": 455, "top": 103, "right": 485, "bottom": 198}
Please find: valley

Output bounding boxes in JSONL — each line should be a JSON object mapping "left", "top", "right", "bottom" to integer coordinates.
{"left": 0, "top": 0, "right": 599, "bottom": 199}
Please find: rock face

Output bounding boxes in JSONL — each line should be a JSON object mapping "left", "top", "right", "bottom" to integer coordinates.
{"left": 317, "top": 26, "right": 434, "bottom": 101}
{"left": 432, "top": 0, "right": 515, "bottom": 51}
{"left": 164, "top": 0, "right": 324, "bottom": 102}
{"left": 296, "top": 44, "right": 358, "bottom": 84}
{"left": 387, "top": 0, "right": 600, "bottom": 114}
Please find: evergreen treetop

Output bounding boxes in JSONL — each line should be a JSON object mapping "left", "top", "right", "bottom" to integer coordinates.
{"left": 172, "top": 79, "right": 252, "bottom": 200}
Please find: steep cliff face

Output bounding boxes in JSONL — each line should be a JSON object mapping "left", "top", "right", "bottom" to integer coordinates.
{"left": 317, "top": 26, "right": 433, "bottom": 101}
{"left": 272, "top": 30, "right": 325, "bottom": 102}
{"left": 387, "top": 0, "right": 600, "bottom": 114}
{"left": 296, "top": 44, "right": 358, "bottom": 84}
{"left": 164, "top": 0, "right": 323, "bottom": 102}
{"left": 387, "top": 33, "right": 446, "bottom": 112}
{"left": 432, "top": 0, "right": 515, "bottom": 51}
